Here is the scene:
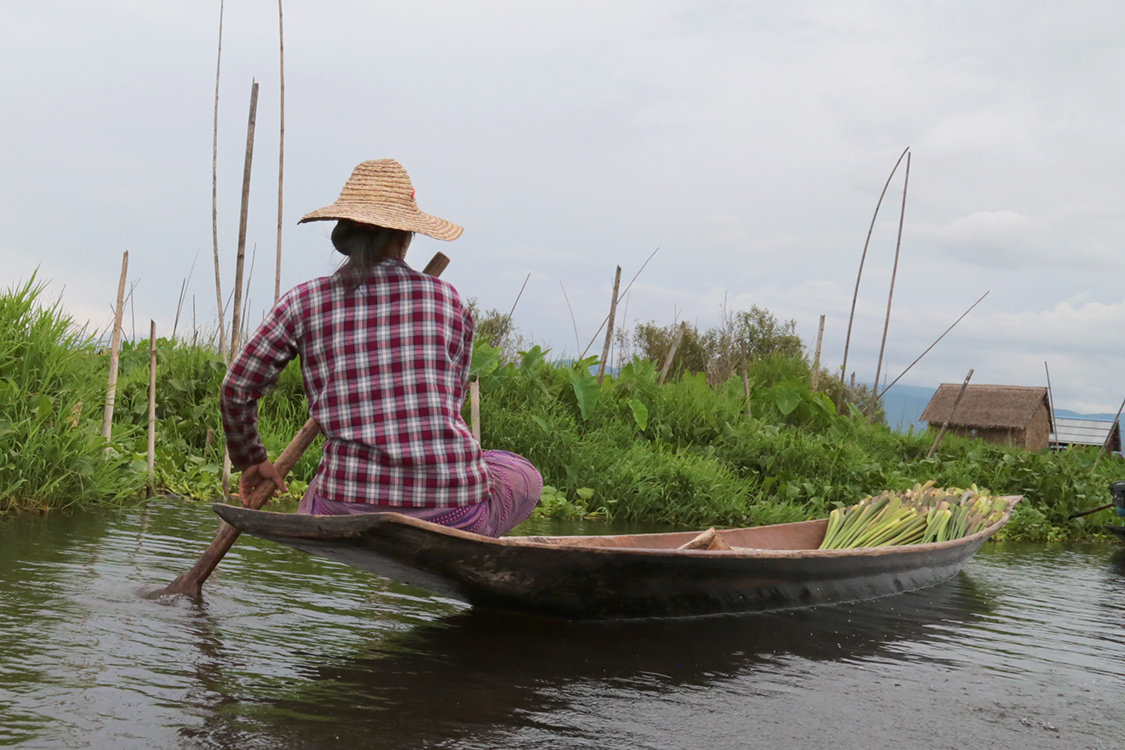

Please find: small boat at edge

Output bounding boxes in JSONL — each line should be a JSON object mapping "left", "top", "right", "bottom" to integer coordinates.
{"left": 213, "top": 495, "right": 1021, "bottom": 620}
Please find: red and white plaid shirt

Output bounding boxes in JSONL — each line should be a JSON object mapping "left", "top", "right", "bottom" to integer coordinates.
{"left": 220, "top": 259, "right": 488, "bottom": 508}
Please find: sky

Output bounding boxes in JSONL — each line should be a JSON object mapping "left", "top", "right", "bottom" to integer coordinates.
{"left": 2, "top": 1, "right": 1123, "bottom": 414}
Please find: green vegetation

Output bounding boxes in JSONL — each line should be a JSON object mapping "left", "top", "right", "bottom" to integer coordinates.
{"left": 818, "top": 483, "right": 1013, "bottom": 549}
{"left": 2, "top": 280, "right": 1123, "bottom": 543}
{"left": 0, "top": 277, "right": 142, "bottom": 512}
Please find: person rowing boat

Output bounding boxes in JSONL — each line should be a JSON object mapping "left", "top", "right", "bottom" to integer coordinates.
{"left": 219, "top": 159, "right": 541, "bottom": 537}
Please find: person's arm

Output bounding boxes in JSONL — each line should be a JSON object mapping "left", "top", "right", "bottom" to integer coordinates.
{"left": 219, "top": 293, "right": 301, "bottom": 490}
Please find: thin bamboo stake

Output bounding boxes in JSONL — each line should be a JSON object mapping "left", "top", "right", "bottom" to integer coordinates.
{"left": 172, "top": 251, "right": 199, "bottom": 341}
{"left": 274, "top": 0, "right": 286, "bottom": 301}
{"left": 129, "top": 280, "right": 137, "bottom": 343}
{"left": 596, "top": 266, "right": 622, "bottom": 385}
{"left": 928, "top": 368, "right": 973, "bottom": 458}
{"left": 222, "top": 78, "right": 259, "bottom": 498}
{"left": 470, "top": 380, "right": 481, "bottom": 442}
{"left": 559, "top": 280, "right": 580, "bottom": 356}
{"left": 1044, "top": 361, "right": 1057, "bottom": 448}
{"left": 742, "top": 358, "right": 752, "bottom": 417}
{"left": 658, "top": 320, "right": 687, "bottom": 385}
{"left": 870, "top": 151, "right": 911, "bottom": 421}
{"left": 102, "top": 251, "right": 129, "bottom": 453}
{"left": 839, "top": 147, "right": 909, "bottom": 406}
{"left": 581, "top": 247, "right": 659, "bottom": 358}
{"left": 230, "top": 79, "right": 259, "bottom": 358}
{"left": 147, "top": 320, "right": 157, "bottom": 498}
{"left": 811, "top": 314, "right": 825, "bottom": 391}
{"left": 507, "top": 272, "right": 531, "bottom": 323}
{"left": 878, "top": 291, "right": 989, "bottom": 398}
{"left": 211, "top": 0, "right": 227, "bottom": 357}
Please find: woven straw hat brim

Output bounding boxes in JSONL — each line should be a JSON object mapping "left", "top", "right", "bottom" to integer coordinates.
{"left": 298, "top": 158, "right": 463, "bottom": 241}
{"left": 299, "top": 203, "right": 463, "bottom": 241}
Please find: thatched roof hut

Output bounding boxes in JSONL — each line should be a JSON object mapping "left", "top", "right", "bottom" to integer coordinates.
{"left": 920, "top": 384, "right": 1053, "bottom": 451}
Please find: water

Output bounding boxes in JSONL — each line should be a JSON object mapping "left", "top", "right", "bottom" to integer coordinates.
{"left": 1, "top": 500, "right": 1123, "bottom": 749}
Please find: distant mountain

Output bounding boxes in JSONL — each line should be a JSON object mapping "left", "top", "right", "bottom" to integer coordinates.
{"left": 1054, "top": 409, "right": 1118, "bottom": 422}
{"left": 881, "top": 384, "right": 934, "bottom": 434}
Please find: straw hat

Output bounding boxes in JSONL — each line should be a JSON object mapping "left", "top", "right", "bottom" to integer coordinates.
{"left": 299, "top": 159, "right": 463, "bottom": 241}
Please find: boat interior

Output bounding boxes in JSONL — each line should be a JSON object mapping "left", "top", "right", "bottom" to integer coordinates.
{"left": 513, "top": 518, "right": 829, "bottom": 551}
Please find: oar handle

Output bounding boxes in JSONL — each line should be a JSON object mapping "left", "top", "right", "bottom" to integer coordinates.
{"left": 159, "top": 251, "right": 451, "bottom": 597}
{"left": 1067, "top": 502, "right": 1114, "bottom": 520}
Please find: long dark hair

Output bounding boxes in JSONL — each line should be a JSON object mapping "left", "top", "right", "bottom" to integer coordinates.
{"left": 331, "top": 220, "right": 413, "bottom": 288}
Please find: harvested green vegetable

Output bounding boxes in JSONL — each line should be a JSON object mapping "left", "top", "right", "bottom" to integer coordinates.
{"left": 819, "top": 481, "right": 1012, "bottom": 550}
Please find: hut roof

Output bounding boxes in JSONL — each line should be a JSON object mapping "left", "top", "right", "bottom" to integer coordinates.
{"left": 1051, "top": 417, "right": 1121, "bottom": 449}
{"left": 919, "top": 384, "right": 1051, "bottom": 430}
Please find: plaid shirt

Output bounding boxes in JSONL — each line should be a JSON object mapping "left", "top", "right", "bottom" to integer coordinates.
{"left": 220, "top": 259, "right": 488, "bottom": 508}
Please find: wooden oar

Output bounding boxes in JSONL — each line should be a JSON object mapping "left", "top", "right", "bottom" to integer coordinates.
{"left": 158, "top": 251, "right": 451, "bottom": 597}
{"left": 1067, "top": 502, "right": 1114, "bottom": 520}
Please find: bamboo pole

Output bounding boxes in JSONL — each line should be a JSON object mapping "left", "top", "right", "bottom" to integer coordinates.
{"left": 596, "top": 266, "right": 622, "bottom": 385}
{"left": 230, "top": 79, "right": 259, "bottom": 357}
{"left": 658, "top": 320, "right": 687, "bottom": 385}
{"left": 507, "top": 272, "right": 531, "bottom": 326}
{"left": 102, "top": 251, "right": 129, "bottom": 453}
{"left": 870, "top": 151, "right": 911, "bottom": 421}
{"left": 211, "top": 0, "right": 227, "bottom": 357}
{"left": 811, "top": 314, "right": 825, "bottom": 391}
{"left": 928, "top": 369, "right": 973, "bottom": 459}
{"left": 147, "top": 320, "right": 157, "bottom": 497}
{"left": 580, "top": 247, "right": 659, "bottom": 358}
{"left": 878, "top": 291, "right": 989, "bottom": 399}
{"left": 470, "top": 380, "right": 481, "bottom": 442}
{"left": 742, "top": 358, "right": 752, "bottom": 417}
{"left": 839, "top": 147, "right": 909, "bottom": 407}
{"left": 222, "top": 79, "right": 259, "bottom": 497}
{"left": 274, "top": 0, "right": 286, "bottom": 302}
{"left": 1044, "top": 361, "right": 1057, "bottom": 448}
{"left": 559, "top": 280, "right": 580, "bottom": 355}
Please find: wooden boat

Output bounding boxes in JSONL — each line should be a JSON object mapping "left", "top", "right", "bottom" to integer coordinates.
{"left": 213, "top": 495, "right": 1021, "bottom": 620}
{"left": 1105, "top": 525, "right": 1125, "bottom": 544}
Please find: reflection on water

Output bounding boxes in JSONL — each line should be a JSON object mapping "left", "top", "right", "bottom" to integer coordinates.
{"left": 1, "top": 500, "right": 1124, "bottom": 749}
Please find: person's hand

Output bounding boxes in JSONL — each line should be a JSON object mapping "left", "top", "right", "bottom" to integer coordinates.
{"left": 238, "top": 460, "right": 288, "bottom": 508}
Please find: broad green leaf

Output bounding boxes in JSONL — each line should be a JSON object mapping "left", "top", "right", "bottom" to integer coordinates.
{"left": 567, "top": 367, "right": 601, "bottom": 420}
{"left": 775, "top": 388, "right": 801, "bottom": 416}
{"left": 470, "top": 339, "right": 501, "bottom": 379}
{"left": 520, "top": 345, "right": 547, "bottom": 372}
{"left": 628, "top": 398, "right": 649, "bottom": 431}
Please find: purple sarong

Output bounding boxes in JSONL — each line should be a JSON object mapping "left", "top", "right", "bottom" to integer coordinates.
{"left": 296, "top": 449, "right": 542, "bottom": 538}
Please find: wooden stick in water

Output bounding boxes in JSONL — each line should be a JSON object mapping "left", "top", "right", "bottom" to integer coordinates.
{"left": 157, "top": 251, "right": 451, "bottom": 598}
{"left": 147, "top": 320, "right": 157, "bottom": 498}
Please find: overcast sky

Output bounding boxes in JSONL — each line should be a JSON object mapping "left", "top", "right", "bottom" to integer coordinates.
{"left": 2, "top": 1, "right": 1123, "bottom": 414}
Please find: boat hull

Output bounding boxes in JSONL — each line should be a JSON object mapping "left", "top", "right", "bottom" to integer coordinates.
{"left": 213, "top": 497, "right": 1019, "bottom": 620}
